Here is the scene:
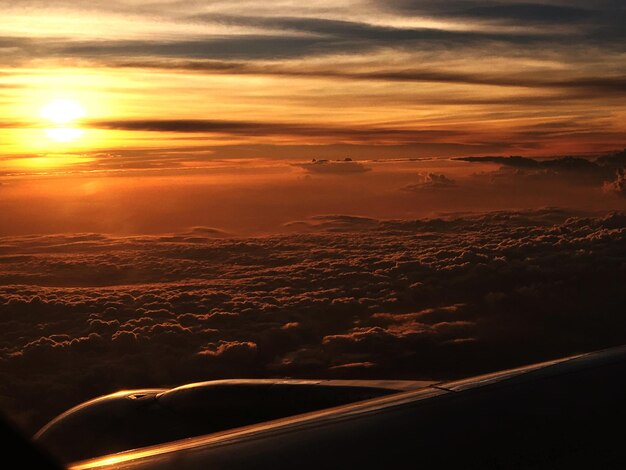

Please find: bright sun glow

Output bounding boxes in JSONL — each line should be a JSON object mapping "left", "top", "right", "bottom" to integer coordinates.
{"left": 45, "top": 128, "right": 84, "bottom": 143}
{"left": 40, "top": 99, "right": 86, "bottom": 124}
{"left": 40, "top": 98, "right": 86, "bottom": 143}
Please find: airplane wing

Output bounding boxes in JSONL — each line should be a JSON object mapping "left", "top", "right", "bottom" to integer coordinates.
{"left": 29, "top": 345, "right": 626, "bottom": 469}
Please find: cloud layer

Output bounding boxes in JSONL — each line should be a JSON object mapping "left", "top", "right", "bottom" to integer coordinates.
{"left": 1, "top": 208, "right": 625, "bottom": 433}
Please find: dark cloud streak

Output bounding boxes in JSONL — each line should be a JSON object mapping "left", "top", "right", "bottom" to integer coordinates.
{"left": 89, "top": 118, "right": 459, "bottom": 142}
{"left": 104, "top": 59, "right": 626, "bottom": 96}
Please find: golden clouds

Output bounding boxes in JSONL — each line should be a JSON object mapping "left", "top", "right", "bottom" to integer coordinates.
{"left": 0, "top": 1, "right": 623, "bottom": 165}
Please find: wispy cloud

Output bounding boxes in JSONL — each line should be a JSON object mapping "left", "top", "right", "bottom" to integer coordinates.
{"left": 1, "top": 0, "right": 624, "bottom": 158}
{"left": 89, "top": 118, "right": 461, "bottom": 143}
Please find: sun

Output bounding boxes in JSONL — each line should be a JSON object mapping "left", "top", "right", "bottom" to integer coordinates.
{"left": 40, "top": 99, "right": 86, "bottom": 124}
{"left": 40, "top": 98, "right": 86, "bottom": 143}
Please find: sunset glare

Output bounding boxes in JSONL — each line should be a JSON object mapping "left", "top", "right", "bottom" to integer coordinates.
{"left": 40, "top": 99, "right": 86, "bottom": 125}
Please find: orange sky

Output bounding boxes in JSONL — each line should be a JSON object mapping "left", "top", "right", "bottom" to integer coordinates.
{"left": 0, "top": 1, "right": 624, "bottom": 236}
{"left": 0, "top": 0, "right": 624, "bottom": 176}
{"left": 1, "top": 3, "right": 626, "bottom": 441}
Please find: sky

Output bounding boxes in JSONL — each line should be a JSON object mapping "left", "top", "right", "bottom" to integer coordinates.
{"left": 0, "top": 0, "right": 626, "bottom": 441}
{"left": 0, "top": 0, "right": 624, "bottom": 168}
{"left": 0, "top": 0, "right": 624, "bottom": 236}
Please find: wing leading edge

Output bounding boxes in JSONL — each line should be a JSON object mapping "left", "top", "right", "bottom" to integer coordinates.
{"left": 34, "top": 345, "right": 626, "bottom": 469}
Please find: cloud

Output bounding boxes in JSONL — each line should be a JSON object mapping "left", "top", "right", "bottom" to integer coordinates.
{"left": 296, "top": 159, "right": 372, "bottom": 175}
{"left": 1, "top": 2, "right": 623, "bottom": 160}
{"left": 1, "top": 208, "right": 625, "bottom": 434}
{"left": 192, "top": 13, "right": 549, "bottom": 45}
{"left": 1, "top": 25, "right": 550, "bottom": 66}
{"left": 88, "top": 119, "right": 457, "bottom": 144}
{"left": 402, "top": 173, "right": 456, "bottom": 191}
{"left": 603, "top": 169, "right": 626, "bottom": 197}
{"left": 3, "top": 2, "right": 625, "bottom": 67}
{"left": 197, "top": 340, "right": 258, "bottom": 360}
{"left": 597, "top": 149, "right": 626, "bottom": 169}
{"left": 451, "top": 3, "right": 594, "bottom": 23}
{"left": 458, "top": 155, "right": 602, "bottom": 172}
{"left": 185, "top": 227, "right": 231, "bottom": 238}
{"left": 459, "top": 150, "right": 626, "bottom": 191}
{"left": 102, "top": 59, "right": 626, "bottom": 96}
{"left": 372, "top": 1, "right": 626, "bottom": 56}
{"left": 380, "top": 0, "right": 623, "bottom": 28}
{"left": 284, "top": 215, "right": 379, "bottom": 232}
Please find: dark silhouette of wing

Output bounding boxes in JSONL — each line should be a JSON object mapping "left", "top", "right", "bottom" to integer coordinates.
{"left": 30, "top": 346, "right": 626, "bottom": 469}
